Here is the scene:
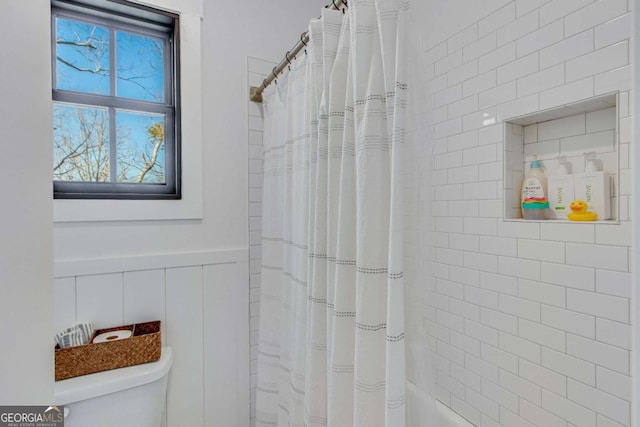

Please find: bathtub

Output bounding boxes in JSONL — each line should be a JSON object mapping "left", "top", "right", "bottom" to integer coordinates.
{"left": 407, "top": 381, "right": 474, "bottom": 427}
{"left": 435, "top": 401, "right": 474, "bottom": 427}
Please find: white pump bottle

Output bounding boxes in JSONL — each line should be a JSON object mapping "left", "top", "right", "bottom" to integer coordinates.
{"left": 574, "top": 152, "right": 611, "bottom": 220}
{"left": 547, "top": 156, "right": 574, "bottom": 220}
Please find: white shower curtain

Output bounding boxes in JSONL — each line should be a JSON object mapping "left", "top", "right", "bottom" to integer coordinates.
{"left": 256, "top": 1, "right": 416, "bottom": 426}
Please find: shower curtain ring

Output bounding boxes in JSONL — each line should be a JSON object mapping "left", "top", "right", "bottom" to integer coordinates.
{"left": 332, "top": 0, "right": 339, "bottom": 9}
{"left": 300, "top": 33, "right": 307, "bottom": 47}
{"left": 285, "top": 51, "right": 293, "bottom": 71}
{"left": 272, "top": 67, "right": 279, "bottom": 84}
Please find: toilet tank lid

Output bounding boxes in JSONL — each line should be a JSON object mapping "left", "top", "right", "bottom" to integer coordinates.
{"left": 54, "top": 347, "right": 173, "bottom": 405}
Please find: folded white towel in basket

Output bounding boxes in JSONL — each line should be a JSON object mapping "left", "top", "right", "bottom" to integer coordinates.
{"left": 55, "top": 321, "right": 94, "bottom": 349}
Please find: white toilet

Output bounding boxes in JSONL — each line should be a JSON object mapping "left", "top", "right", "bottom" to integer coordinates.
{"left": 54, "top": 347, "right": 173, "bottom": 427}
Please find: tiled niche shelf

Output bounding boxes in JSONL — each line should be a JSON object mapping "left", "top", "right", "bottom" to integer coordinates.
{"left": 503, "top": 93, "right": 619, "bottom": 223}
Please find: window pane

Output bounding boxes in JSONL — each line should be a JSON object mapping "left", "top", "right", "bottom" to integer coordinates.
{"left": 116, "top": 111, "right": 165, "bottom": 184}
{"left": 55, "top": 18, "right": 110, "bottom": 95}
{"left": 116, "top": 31, "right": 165, "bottom": 102}
{"left": 54, "top": 103, "right": 110, "bottom": 182}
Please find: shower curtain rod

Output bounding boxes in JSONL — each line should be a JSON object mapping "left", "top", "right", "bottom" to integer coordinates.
{"left": 249, "top": 0, "right": 348, "bottom": 103}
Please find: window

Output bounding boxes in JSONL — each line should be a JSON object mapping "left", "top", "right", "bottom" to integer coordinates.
{"left": 52, "top": 0, "right": 180, "bottom": 199}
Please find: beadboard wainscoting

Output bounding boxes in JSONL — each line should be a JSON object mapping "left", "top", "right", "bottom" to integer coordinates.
{"left": 421, "top": 1, "right": 633, "bottom": 427}
{"left": 54, "top": 249, "right": 249, "bottom": 427}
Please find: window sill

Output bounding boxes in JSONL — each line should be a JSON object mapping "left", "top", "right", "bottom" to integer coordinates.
{"left": 54, "top": 192, "right": 202, "bottom": 222}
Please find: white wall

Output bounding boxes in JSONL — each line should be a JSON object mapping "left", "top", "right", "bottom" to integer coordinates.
{"left": 421, "top": 1, "right": 634, "bottom": 427}
{"left": 246, "top": 56, "right": 275, "bottom": 427}
{"left": 423, "top": 0, "right": 512, "bottom": 48}
{"left": 0, "top": 0, "right": 54, "bottom": 405}
{"left": 200, "top": 0, "right": 326, "bottom": 254}
{"left": 634, "top": 2, "right": 640, "bottom": 425}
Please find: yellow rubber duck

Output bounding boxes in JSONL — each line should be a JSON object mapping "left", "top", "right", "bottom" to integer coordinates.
{"left": 567, "top": 200, "right": 598, "bottom": 221}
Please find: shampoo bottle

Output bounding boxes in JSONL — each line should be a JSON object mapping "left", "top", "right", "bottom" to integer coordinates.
{"left": 547, "top": 156, "right": 575, "bottom": 220}
{"left": 574, "top": 152, "right": 611, "bottom": 220}
{"left": 521, "top": 155, "right": 549, "bottom": 220}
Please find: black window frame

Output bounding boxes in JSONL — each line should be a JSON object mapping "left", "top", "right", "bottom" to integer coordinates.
{"left": 51, "top": 0, "right": 181, "bottom": 200}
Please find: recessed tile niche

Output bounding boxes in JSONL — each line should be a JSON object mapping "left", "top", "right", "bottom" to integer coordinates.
{"left": 503, "top": 93, "right": 619, "bottom": 222}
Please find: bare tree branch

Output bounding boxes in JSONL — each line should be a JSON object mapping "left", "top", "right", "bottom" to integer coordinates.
{"left": 53, "top": 142, "right": 88, "bottom": 172}
{"left": 56, "top": 39, "right": 99, "bottom": 49}
{"left": 56, "top": 55, "right": 106, "bottom": 74}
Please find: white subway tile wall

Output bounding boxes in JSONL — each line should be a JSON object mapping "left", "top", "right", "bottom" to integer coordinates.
{"left": 424, "top": 1, "right": 633, "bottom": 426}
{"left": 247, "top": 57, "right": 273, "bottom": 427}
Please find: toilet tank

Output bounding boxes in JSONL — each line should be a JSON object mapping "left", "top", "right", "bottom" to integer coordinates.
{"left": 54, "top": 347, "right": 173, "bottom": 427}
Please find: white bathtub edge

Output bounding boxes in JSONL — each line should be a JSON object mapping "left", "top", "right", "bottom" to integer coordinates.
{"left": 436, "top": 401, "right": 475, "bottom": 427}
{"left": 406, "top": 381, "right": 475, "bottom": 427}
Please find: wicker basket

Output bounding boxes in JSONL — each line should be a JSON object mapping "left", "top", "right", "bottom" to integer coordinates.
{"left": 55, "top": 320, "right": 161, "bottom": 381}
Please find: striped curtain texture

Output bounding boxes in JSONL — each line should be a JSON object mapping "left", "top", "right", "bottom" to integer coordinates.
{"left": 256, "top": 1, "right": 411, "bottom": 426}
